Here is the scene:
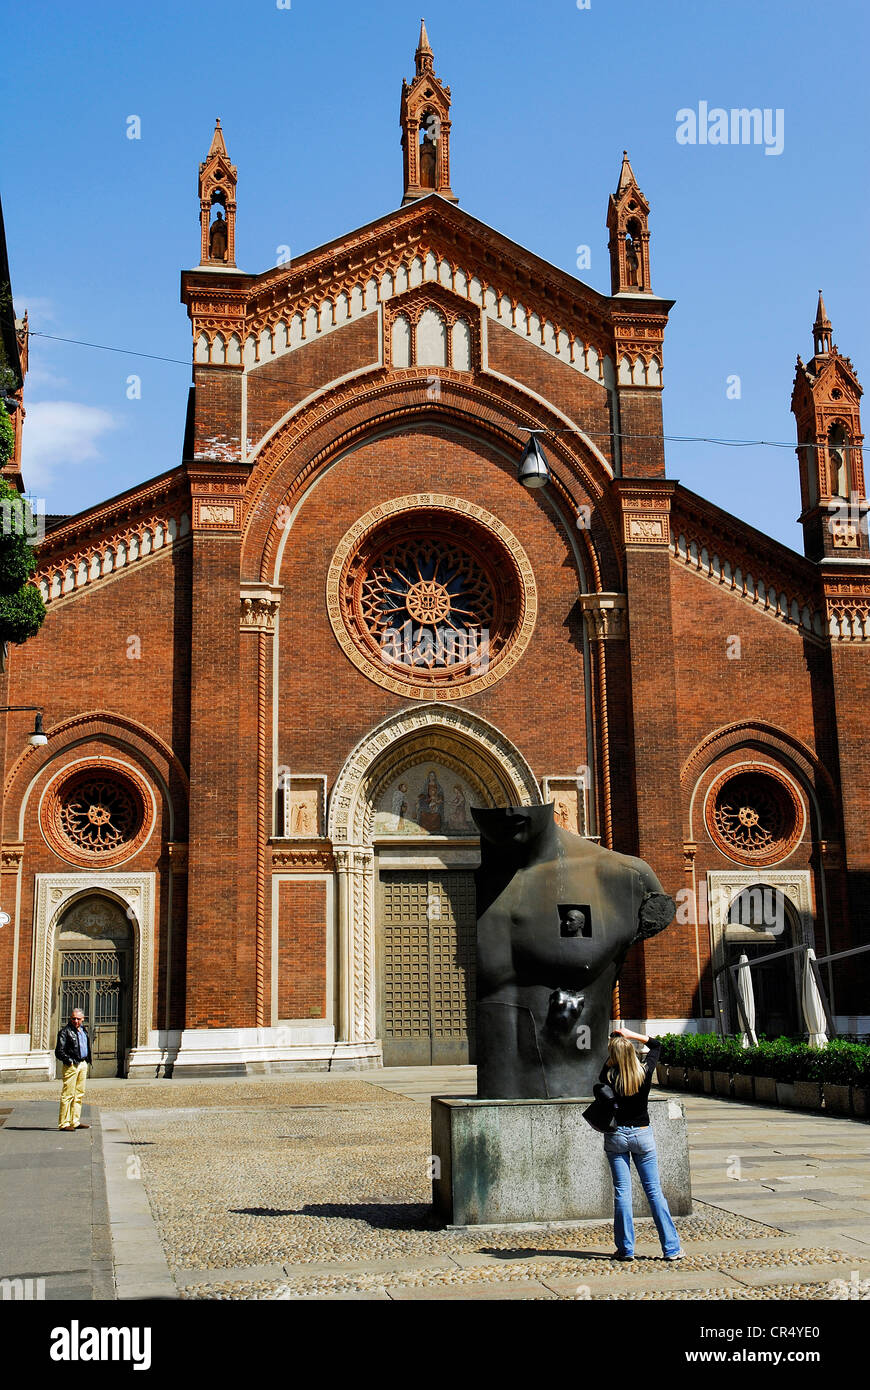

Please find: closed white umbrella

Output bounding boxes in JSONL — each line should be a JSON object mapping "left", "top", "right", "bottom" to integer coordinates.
{"left": 736, "top": 952, "right": 757, "bottom": 1047}
{"left": 802, "top": 947, "right": 828, "bottom": 1048}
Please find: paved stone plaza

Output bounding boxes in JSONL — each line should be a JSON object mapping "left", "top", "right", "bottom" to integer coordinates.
{"left": 1, "top": 1069, "right": 869, "bottom": 1300}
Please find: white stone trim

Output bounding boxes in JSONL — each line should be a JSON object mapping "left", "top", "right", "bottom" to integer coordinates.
{"left": 328, "top": 703, "right": 541, "bottom": 845}
{"left": 31, "top": 872, "right": 156, "bottom": 1054}
{"left": 327, "top": 704, "right": 541, "bottom": 1051}
{"left": 670, "top": 528, "right": 824, "bottom": 641}
{"left": 0, "top": 1034, "right": 53, "bottom": 1080}
{"left": 234, "top": 256, "right": 609, "bottom": 389}
{"left": 170, "top": 1027, "right": 379, "bottom": 1074}
{"left": 706, "top": 868, "right": 813, "bottom": 1034}
{"left": 38, "top": 513, "right": 191, "bottom": 609}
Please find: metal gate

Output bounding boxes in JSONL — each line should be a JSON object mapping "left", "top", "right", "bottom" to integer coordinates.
{"left": 378, "top": 870, "right": 476, "bottom": 1066}
{"left": 58, "top": 948, "right": 129, "bottom": 1078}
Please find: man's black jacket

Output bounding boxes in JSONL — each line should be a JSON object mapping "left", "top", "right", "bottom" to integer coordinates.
{"left": 54, "top": 1023, "right": 92, "bottom": 1067}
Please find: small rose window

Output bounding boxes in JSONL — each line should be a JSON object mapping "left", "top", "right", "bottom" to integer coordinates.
{"left": 42, "top": 764, "right": 154, "bottom": 867}
{"left": 706, "top": 769, "right": 803, "bottom": 866}
{"left": 59, "top": 775, "right": 141, "bottom": 855}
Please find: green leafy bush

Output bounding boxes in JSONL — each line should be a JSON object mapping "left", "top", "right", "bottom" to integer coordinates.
{"left": 658, "top": 1033, "right": 870, "bottom": 1086}
{"left": 0, "top": 403, "right": 14, "bottom": 468}
{"left": 0, "top": 473, "right": 46, "bottom": 646}
{"left": 0, "top": 583, "right": 45, "bottom": 643}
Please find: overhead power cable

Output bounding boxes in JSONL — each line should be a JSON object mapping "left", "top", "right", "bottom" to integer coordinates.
{"left": 29, "top": 330, "right": 860, "bottom": 453}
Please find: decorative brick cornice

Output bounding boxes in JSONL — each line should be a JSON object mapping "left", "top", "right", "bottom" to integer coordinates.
{"left": 822, "top": 575, "right": 870, "bottom": 641}
{"left": 670, "top": 486, "right": 827, "bottom": 642}
{"left": 36, "top": 468, "right": 187, "bottom": 560}
{"left": 270, "top": 839, "right": 335, "bottom": 872}
{"left": 616, "top": 478, "right": 675, "bottom": 547}
{"left": 611, "top": 305, "right": 670, "bottom": 388}
{"left": 188, "top": 463, "right": 248, "bottom": 531}
{"left": 183, "top": 198, "right": 621, "bottom": 389}
{"left": 36, "top": 509, "right": 191, "bottom": 608}
{"left": 1, "top": 843, "right": 25, "bottom": 869}
{"left": 578, "top": 592, "right": 627, "bottom": 640}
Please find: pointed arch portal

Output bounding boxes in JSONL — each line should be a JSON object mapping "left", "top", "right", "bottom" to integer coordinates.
{"left": 327, "top": 704, "right": 541, "bottom": 1052}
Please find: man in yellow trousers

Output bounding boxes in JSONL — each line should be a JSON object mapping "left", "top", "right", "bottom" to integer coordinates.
{"left": 55, "top": 1007, "right": 92, "bottom": 1131}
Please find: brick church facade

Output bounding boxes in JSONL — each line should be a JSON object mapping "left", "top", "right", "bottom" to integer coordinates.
{"left": 1, "top": 25, "right": 867, "bottom": 1079}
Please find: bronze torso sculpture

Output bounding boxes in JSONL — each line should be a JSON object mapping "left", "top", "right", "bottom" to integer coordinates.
{"left": 472, "top": 804, "right": 675, "bottom": 1099}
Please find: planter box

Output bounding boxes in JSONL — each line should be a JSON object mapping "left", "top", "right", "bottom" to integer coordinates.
{"left": 667, "top": 1066, "right": 686, "bottom": 1091}
{"left": 775, "top": 1081, "right": 796, "bottom": 1107}
{"left": 733, "top": 1074, "right": 754, "bottom": 1102}
{"left": 712, "top": 1070, "right": 732, "bottom": 1098}
{"left": 851, "top": 1087, "right": 870, "bottom": 1119}
{"left": 823, "top": 1083, "right": 851, "bottom": 1116}
{"left": 655, "top": 1063, "right": 668, "bottom": 1086}
{"left": 793, "top": 1080, "right": 822, "bottom": 1111}
{"left": 686, "top": 1067, "right": 707, "bottom": 1094}
{"left": 753, "top": 1076, "right": 777, "bottom": 1104}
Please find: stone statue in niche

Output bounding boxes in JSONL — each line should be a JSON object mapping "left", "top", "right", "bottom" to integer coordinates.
{"left": 624, "top": 231, "right": 640, "bottom": 287}
{"left": 209, "top": 209, "right": 228, "bottom": 261}
{"left": 419, "top": 123, "right": 437, "bottom": 188}
{"left": 471, "top": 803, "right": 675, "bottom": 1100}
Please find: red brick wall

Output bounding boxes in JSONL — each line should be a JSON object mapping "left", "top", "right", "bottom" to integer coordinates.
{"left": 273, "top": 425, "right": 592, "bottom": 790}
{"left": 277, "top": 879, "right": 326, "bottom": 1019}
{"left": 184, "top": 530, "right": 246, "bottom": 1028}
{"left": 246, "top": 316, "right": 380, "bottom": 449}
{"left": 0, "top": 544, "right": 192, "bottom": 1034}
{"left": 193, "top": 368, "right": 243, "bottom": 460}
{"left": 671, "top": 564, "right": 828, "bottom": 764}
{"left": 618, "top": 541, "right": 687, "bottom": 1018}
{"left": 827, "top": 644, "right": 870, "bottom": 1010}
{"left": 668, "top": 562, "right": 858, "bottom": 1017}
{"left": 616, "top": 389, "right": 665, "bottom": 477}
{"left": 486, "top": 321, "right": 614, "bottom": 472}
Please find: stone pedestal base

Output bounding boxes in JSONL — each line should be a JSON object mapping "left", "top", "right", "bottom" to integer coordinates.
{"left": 431, "top": 1094, "right": 692, "bottom": 1227}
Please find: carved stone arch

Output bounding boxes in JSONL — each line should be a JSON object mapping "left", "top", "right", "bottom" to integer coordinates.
{"left": 681, "top": 720, "right": 838, "bottom": 840}
{"left": 5, "top": 711, "right": 190, "bottom": 845}
{"left": 328, "top": 702, "right": 541, "bottom": 846}
{"left": 241, "top": 372, "right": 622, "bottom": 591}
{"left": 365, "top": 745, "right": 494, "bottom": 838}
{"left": 31, "top": 872, "right": 156, "bottom": 1055}
{"left": 325, "top": 704, "right": 541, "bottom": 1045}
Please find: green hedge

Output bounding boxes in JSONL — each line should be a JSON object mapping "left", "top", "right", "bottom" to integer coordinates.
{"left": 658, "top": 1033, "right": 870, "bottom": 1086}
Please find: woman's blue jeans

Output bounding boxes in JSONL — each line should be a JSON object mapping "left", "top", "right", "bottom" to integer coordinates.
{"left": 604, "top": 1125, "right": 681, "bottom": 1258}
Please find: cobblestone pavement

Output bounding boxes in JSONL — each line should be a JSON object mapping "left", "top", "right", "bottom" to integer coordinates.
{"left": 4, "top": 1071, "right": 868, "bottom": 1300}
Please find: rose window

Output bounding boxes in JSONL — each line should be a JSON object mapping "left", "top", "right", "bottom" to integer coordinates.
{"left": 59, "top": 777, "right": 140, "bottom": 854}
{"left": 327, "top": 496, "right": 537, "bottom": 700}
{"left": 41, "top": 763, "right": 154, "bottom": 867}
{"left": 707, "top": 769, "right": 803, "bottom": 866}
{"left": 355, "top": 535, "right": 499, "bottom": 671}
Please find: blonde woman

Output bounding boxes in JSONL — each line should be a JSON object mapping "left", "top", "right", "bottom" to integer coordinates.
{"left": 601, "top": 1028, "right": 682, "bottom": 1262}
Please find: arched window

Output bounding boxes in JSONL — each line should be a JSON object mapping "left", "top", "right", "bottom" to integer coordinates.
{"left": 827, "top": 422, "right": 849, "bottom": 498}
{"left": 418, "top": 110, "right": 439, "bottom": 188}
{"left": 416, "top": 308, "right": 447, "bottom": 367}
{"left": 391, "top": 315, "right": 411, "bottom": 368}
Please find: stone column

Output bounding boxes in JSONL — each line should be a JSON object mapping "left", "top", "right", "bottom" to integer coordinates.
{"left": 239, "top": 584, "right": 282, "bottom": 1027}
{"left": 334, "top": 845, "right": 376, "bottom": 1044}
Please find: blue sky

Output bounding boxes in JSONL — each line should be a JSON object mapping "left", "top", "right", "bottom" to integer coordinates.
{"left": 3, "top": 0, "right": 868, "bottom": 548}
